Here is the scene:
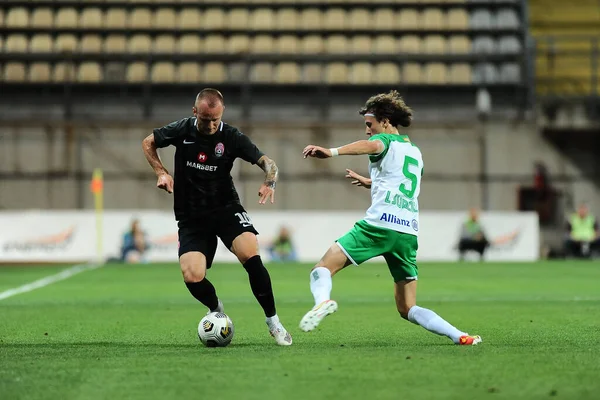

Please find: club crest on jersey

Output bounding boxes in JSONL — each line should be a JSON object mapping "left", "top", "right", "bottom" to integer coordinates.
{"left": 198, "top": 152, "right": 207, "bottom": 163}
{"left": 215, "top": 142, "right": 225, "bottom": 158}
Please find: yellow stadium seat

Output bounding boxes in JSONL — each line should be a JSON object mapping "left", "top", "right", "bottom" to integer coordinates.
{"left": 301, "top": 35, "right": 324, "bottom": 54}
{"left": 55, "top": 35, "right": 78, "bottom": 53}
{"left": 423, "top": 35, "right": 447, "bottom": 53}
{"left": 30, "top": 34, "right": 53, "bottom": 53}
{"left": 374, "top": 35, "right": 397, "bottom": 53}
{"left": 30, "top": 8, "right": 53, "bottom": 29}
{"left": 276, "top": 9, "right": 298, "bottom": 30}
{"left": 251, "top": 63, "right": 274, "bottom": 83}
{"left": 349, "top": 9, "right": 370, "bottom": 31}
{"left": 203, "top": 62, "right": 226, "bottom": 83}
{"left": 4, "top": 63, "right": 26, "bottom": 82}
{"left": 55, "top": 8, "right": 78, "bottom": 28}
{"left": 179, "top": 9, "right": 202, "bottom": 30}
{"left": 80, "top": 35, "right": 102, "bottom": 53}
{"left": 398, "top": 35, "right": 422, "bottom": 53}
{"left": 151, "top": 62, "right": 176, "bottom": 83}
{"left": 105, "top": 35, "right": 127, "bottom": 53}
{"left": 80, "top": 8, "right": 103, "bottom": 28}
{"left": 129, "top": 8, "right": 152, "bottom": 29}
{"left": 325, "top": 35, "right": 349, "bottom": 54}
{"left": 422, "top": 9, "right": 446, "bottom": 30}
{"left": 275, "top": 62, "right": 300, "bottom": 84}
{"left": 179, "top": 35, "right": 202, "bottom": 53}
{"left": 203, "top": 9, "right": 225, "bottom": 30}
{"left": 349, "top": 62, "right": 373, "bottom": 84}
{"left": 228, "top": 35, "right": 250, "bottom": 53}
{"left": 424, "top": 63, "right": 448, "bottom": 84}
{"left": 29, "top": 63, "right": 52, "bottom": 82}
{"left": 127, "top": 62, "right": 148, "bottom": 83}
{"left": 402, "top": 63, "right": 423, "bottom": 83}
{"left": 228, "top": 9, "right": 249, "bottom": 30}
{"left": 325, "top": 63, "right": 349, "bottom": 84}
{"left": 105, "top": 9, "right": 127, "bottom": 29}
{"left": 154, "top": 35, "right": 176, "bottom": 53}
{"left": 250, "top": 8, "right": 275, "bottom": 30}
{"left": 398, "top": 10, "right": 420, "bottom": 30}
{"left": 324, "top": 9, "right": 346, "bottom": 30}
{"left": 203, "top": 35, "right": 226, "bottom": 53}
{"left": 374, "top": 9, "right": 395, "bottom": 30}
{"left": 303, "top": 63, "right": 323, "bottom": 83}
{"left": 154, "top": 8, "right": 177, "bottom": 29}
{"left": 300, "top": 9, "right": 323, "bottom": 30}
{"left": 5, "top": 8, "right": 29, "bottom": 28}
{"left": 374, "top": 63, "right": 401, "bottom": 84}
{"left": 0, "top": 36, "right": 3, "bottom": 51}
{"left": 446, "top": 9, "right": 469, "bottom": 30}
{"left": 78, "top": 63, "right": 103, "bottom": 83}
{"left": 350, "top": 36, "right": 372, "bottom": 54}
{"left": 251, "top": 35, "right": 274, "bottom": 53}
{"left": 449, "top": 63, "right": 472, "bottom": 84}
{"left": 5, "top": 35, "right": 29, "bottom": 52}
{"left": 448, "top": 35, "right": 471, "bottom": 53}
{"left": 53, "top": 63, "right": 76, "bottom": 83}
{"left": 276, "top": 36, "right": 299, "bottom": 54}
{"left": 128, "top": 35, "right": 152, "bottom": 53}
{"left": 178, "top": 63, "right": 202, "bottom": 83}
{"left": 0, "top": 9, "right": 3, "bottom": 28}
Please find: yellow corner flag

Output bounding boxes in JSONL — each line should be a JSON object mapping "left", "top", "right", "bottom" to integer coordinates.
{"left": 90, "top": 169, "right": 104, "bottom": 263}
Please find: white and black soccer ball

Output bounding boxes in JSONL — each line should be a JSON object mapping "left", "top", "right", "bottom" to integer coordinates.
{"left": 198, "top": 312, "right": 235, "bottom": 347}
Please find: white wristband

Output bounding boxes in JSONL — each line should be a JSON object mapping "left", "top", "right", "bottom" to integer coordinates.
{"left": 330, "top": 148, "right": 339, "bottom": 157}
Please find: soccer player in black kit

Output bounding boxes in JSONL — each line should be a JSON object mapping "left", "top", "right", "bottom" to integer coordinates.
{"left": 142, "top": 88, "right": 292, "bottom": 345}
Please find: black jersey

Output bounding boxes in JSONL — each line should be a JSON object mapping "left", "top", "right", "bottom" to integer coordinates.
{"left": 153, "top": 117, "right": 264, "bottom": 220}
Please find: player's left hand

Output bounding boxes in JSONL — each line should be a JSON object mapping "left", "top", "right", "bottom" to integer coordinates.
{"left": 302, "top": 145, "right": 331, "bottom": 159}
{"left": 258, "top": 183, "right": 275, "bottom": 205}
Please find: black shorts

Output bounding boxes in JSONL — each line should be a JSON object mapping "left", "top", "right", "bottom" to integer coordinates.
{"left": 177, "top": 204, "right": 259, "bottom": 266}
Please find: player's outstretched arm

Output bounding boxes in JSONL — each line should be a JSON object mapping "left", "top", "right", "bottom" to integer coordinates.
{"left": 142, "top": 134, "right": 174, "bottom": 194}
{"left": 256, "top": 155, "right": 278, "bottom": 205}
{"left": 303, "top": 140, "right": 384, "bottom": 159}
{"left": 345, "top": 169, "right": 372, "bottom": 189}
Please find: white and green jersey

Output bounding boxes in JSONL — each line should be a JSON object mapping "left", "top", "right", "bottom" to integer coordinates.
{"left": 363, "top": 133, "right": 423, "bottom": 236}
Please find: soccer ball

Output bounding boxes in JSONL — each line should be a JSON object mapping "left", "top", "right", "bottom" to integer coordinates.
{"left": 198, "top": 312, "right": 235, "bottom": 347}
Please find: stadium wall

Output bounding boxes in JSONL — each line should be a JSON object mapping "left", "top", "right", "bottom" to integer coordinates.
{"left": 1, "top": 120, "right": 598, "bottom": 214}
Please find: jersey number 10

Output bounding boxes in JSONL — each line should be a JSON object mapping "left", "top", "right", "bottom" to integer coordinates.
{"left": 235, "top": 212, "right": 253, "bottom": 227}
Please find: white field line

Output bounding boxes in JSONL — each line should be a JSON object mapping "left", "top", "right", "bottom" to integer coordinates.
{"left": 0, "top": 263, "right": 102, "bottom": 301}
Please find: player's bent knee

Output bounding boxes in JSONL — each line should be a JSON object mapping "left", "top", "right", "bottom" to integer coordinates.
{"left": 179, "top": 253, "right": 207, "bottom": 282}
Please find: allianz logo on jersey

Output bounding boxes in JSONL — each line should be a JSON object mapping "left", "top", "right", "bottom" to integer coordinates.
{"left": 379, "top": 213, "right": 419, "bottom": 231}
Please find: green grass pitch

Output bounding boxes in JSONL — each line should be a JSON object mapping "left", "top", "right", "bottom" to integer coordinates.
{"left": 1, "top": 261, "right": 599, "bottom": 400}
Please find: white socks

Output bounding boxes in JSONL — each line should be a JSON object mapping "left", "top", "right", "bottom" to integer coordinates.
{"left": 309, "top": 267, "right": 332, "bottom": 305}
{"left": 266, "top": 314, "right": 280, "bottom": 329}
{"left": 407, "top": 305, "right": 466, "bottom": 344}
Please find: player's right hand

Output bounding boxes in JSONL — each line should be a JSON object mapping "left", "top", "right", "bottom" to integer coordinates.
{"left": 157, "top": 173, "right": 174, "bottom": 194}
{"left": 345, "top": 169, "right": 371, "bottom": 188}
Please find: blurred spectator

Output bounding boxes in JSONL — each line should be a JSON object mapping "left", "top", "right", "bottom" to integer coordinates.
{"left": 457, "top": 208, "right": 519, "bottom": 261}
{"left": 121, "top": 219, "right": 148, "bottom": 263}
{"left": 268, "top": 226, "right": 298, "bottom": 263}
{"left": 564, "top": 203, "right": 600, "bottom": 259}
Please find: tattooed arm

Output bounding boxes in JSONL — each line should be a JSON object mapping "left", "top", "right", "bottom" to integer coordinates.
{"left": 256, "top": 155, "right": 279, "bottom": 204}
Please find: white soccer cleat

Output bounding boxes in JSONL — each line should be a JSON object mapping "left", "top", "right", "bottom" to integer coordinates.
{"left": 299, "top": 300, "right": 338, "bottom": 332}
{"left": 206, "top": 299, "right": 224, "bottom": 315}
{"left": 269, "top": 323, "right": 293, "bottom": 346}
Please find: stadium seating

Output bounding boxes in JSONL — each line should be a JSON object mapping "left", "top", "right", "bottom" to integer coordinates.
{"left": 0, "top": 2, "right": 526, "bottom": 87}
{"left": 530, "top": 0, "right": 600, "bottom": 95}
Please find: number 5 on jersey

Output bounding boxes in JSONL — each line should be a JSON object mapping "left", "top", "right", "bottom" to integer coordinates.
{"left": 399, "top": 156, "right": 419, "bottom": 199}
{"left": 235, "top": 212, "right": 253, "bottom": 227}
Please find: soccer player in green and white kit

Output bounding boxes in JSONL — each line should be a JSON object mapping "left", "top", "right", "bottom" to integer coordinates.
{"left": 300, "top": 91, "right": 481, "bottom": 346}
